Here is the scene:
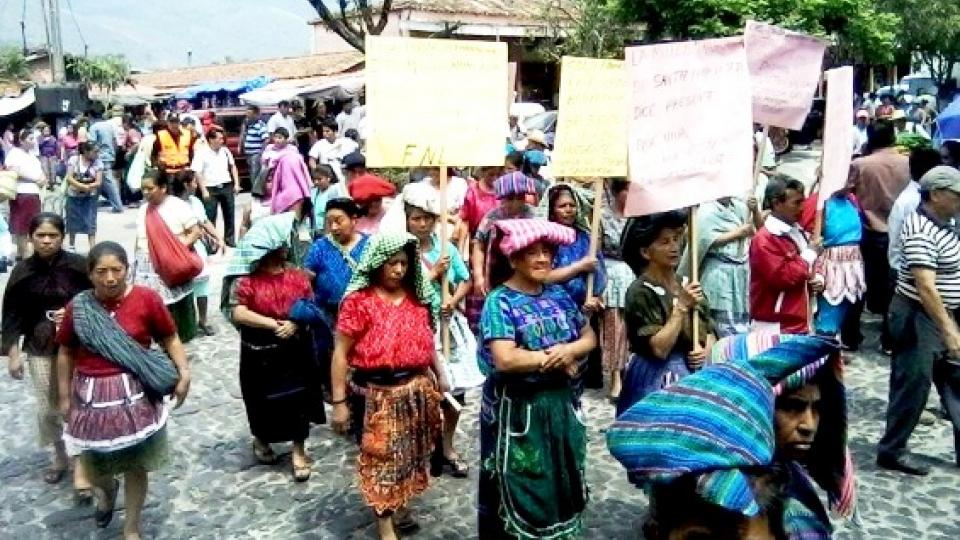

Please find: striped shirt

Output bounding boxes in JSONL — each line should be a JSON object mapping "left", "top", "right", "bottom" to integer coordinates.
{"left": 242, "top": 119, "right": 268, "bottom": 154}
{"left": 896, "top": 208, "right": 960, "bottom": 309}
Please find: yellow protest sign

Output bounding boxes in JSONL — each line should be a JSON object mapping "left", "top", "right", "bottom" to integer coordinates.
{"left": 364, "top": 36, "right": 508, "bottom": 167}
{"left": 551, "top": 57, "right": 628, "bottom": 178}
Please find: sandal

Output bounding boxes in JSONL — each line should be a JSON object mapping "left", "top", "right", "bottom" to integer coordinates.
{"left": 292, "top": 460, "right": 311, "bottom": 482}
{"left": 74, "top": 487, "right": 95, "bottom": 507}
{"left": 43, "top": 466, "right": 67, "bottom": 484}
{"left": 441, "top": 455, "right": 470, "bottom": 478}
{"left": 393, "top": 510, "right": 420, "bottom": 535}
{"left": 252, "top": 441, "right": 278, "bottom": 465}
{"left": 94, "top": 479, "right": 119, "bottom": 528}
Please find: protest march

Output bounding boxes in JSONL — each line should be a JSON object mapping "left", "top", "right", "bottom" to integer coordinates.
{"left": 3, "top": 8, "right": 960, "bottom": 540}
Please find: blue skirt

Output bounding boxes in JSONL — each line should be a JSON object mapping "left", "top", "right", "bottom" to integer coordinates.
{"left": 616, "top": 351, "right": 691, "bottom": 418}
{"left": 65, "top": 195, "right": 97, "bottom": 234}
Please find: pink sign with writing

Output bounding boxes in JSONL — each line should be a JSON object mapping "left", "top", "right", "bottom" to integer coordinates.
{"left": 744, "top": 21, "right": 827, "bottom": 130}
{"left": 819, "top": 66, "right": 854, "bottom": 208}
{"left": 624, "top": 37, "right": 754, "bottom": 216}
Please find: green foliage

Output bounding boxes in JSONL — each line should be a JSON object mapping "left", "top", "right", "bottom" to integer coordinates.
{"left": 880, "top": 0, "right": 960, "bottom": 88}
{"left": 532, "top": 0, "right": 640, "bottom": 61}
{"left": 0, "top": 47, "right": 29, "bottom": 82}
{"left": 66, "top": 54, "right": 131, "bottom": 92}
{"left": 613, "top": 0, "right": 899, "bottom": 63}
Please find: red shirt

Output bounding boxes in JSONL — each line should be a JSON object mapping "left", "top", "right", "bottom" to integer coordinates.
{"left": 234, "top": 269, "right": 312, "bottom": 320}
{"left": 56, "top": 286, "right": 177, "bottom": 377}
{"left": 460, "top": 179, "right": 499, "bottom": 236}
{"left": 336, "top": 288, "right": 435, "bottom": 371}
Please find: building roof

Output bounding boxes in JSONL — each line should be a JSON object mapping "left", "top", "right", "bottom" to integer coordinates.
{"left": 133, "top": 51, "right": 364, "bottom": 90}
{"left": 310, "top": 0, "right": 574, "bottom": 23}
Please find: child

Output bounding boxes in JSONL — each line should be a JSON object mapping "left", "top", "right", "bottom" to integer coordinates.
{"left": 172, "top": 170, "right": 224, "bottom": 337}
{"left": 310, "top": 164, "right": 335, "bottom": 236}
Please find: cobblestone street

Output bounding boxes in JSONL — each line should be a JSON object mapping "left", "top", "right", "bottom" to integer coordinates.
{"left": 1, "top": 151, "right": 959, "bottom": 538}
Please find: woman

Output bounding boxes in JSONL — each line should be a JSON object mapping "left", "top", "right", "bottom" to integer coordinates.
{"left": 459, "top": 166, "right": 500, "bottom": 243}
{"left": 304, "top": 198, "right": 370, "bottom": 391}
{"left": 171, "top": 170, "right": 224, "bottom": 337}
{"left": 617, "top": 211, "right": 716, "bottom": 416}
{"left": 478, "top": 218, "right": 597, "bottom": 539}
{"left": 4, "top": 129, "right": 47, "bottom": 260}
{"left": 2, "top": 214, "right": 91, "bottom": 494}
{"left": 467, "top": 172, "right": 537, "bottom": 331}
{"left": 38, "top": 123, "right": 60, "bottom": 186}
{"left": 131, "top": 170, "right": 202, "bottom": 343}
{"left": 350, "top": 173, "right": 397, "bottom": 235}
{"left": 679, "top": 196, "right": 761, "bottom": 338}
{"left": 226, "top": 221, "right": 320, "bottom": 482}
{"left": 56, "top": 241, "right": 190, "bottom": 540}
{"left": 599, "top": 179, "right": 634, "bottom": 401}
{"left": 60, "top": 123, "right": 80, "bottom": 161}
{"left": 64, "top": 142, "right": 103, "bottom": 251}
{"left": 541, "top": 183, "right": 606, "bottom": 389}
{"left": 330, "top": 232, "right": 446, "bottom": 540}
{"left": 265, "top": 128, "right": 312, "bottom": 217}
{"left": 404, "top": 192, "right": 480, "bottom": 479}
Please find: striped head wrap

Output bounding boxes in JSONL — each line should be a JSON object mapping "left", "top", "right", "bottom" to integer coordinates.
{"left": 607, "top": 361, "right": 776, "bottom": 516}
{"left": 489, "top": 218, "right": 575, "bottom": 257}
{"left": 494, "top": 172, "right": 537, "bottom": 199}
{"left": 712, "top": 332, "right": 856, "bottom": 519}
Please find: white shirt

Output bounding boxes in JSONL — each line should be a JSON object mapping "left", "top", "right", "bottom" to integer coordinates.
{"left": 755, "top": 131, "right": 777, "bottom": 169}
{"left": 308, "top": 137, "right": 359, "bottom": 183}
{"left": 3, "top": 147, "right": 44, "bottom": 194}
{"left": 266, "top": 112, "right": 297, "bottom": 138}
{"left": 136, "top": 196, "right": 198, "bottom": 253}
{"left": 336, "top": 108, "right": 364, "bottom": 135}
{"left": 764, "top": 214, "right": 818, "bottom": 267}
{"left": 852, "top": 125, "right": 869, "bottom": 155}
{"left": 191, "top": 145, "right": 235, "bottom": 187}
{"left": 887, "top": 181, "right": 920, "bottom": 270}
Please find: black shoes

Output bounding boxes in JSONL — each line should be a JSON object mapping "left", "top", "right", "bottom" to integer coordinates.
{"left": 876, "top": 454, "right": 930, "bottom": 476}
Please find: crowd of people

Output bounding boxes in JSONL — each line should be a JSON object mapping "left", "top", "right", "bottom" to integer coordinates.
{"left": 2, "top": 90, "right": 960, "bottom": 540}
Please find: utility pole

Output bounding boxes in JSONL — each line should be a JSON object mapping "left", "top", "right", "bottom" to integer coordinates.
{"left": 46, "top": 0, "right": 66, "bottom": 82}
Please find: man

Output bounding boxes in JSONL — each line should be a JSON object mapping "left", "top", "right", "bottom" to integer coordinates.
{"left": 887, "top": 148, "right": 943, "bottom": 277}
{"left": 327, "top": 150, "right": 366, "bottom": 200}
{"left": 88, "top": 109, "right": 124, "bottom": 213}
{"left": 151, "top": 114, "right": 196, "bottom": 174}
{"left": 192, "top": 128, "right": 239, "bottom": 247}
{"left": 749, "top": 175, "right": 823, "bottom": 334}
{"left": 878, "top": 166, "right": 960, "bottom": 475}
{"left": 307, "top": 119, "right": 357, "bottom": 184}
{"left": 851, "top": 109, "right": 870, "bottom": 156}
{"left": 241, "top": 105, "right": 268, "bottom": 191}
{"left": 846, "top": 120, "right": 911, "bottom": 352}
{"left": 335, "top": 100, "right": 363, "bottom": 135}
{"left": 266, "top": 100, "right": 297, "bottom": 138}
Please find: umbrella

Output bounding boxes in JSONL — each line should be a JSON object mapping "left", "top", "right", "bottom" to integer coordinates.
{"left": 933, "top": 96, "right": 960, "bottom": 145}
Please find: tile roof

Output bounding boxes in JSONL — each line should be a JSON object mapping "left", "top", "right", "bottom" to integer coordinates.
{"left": 133, "top": 51, "right": 364, "bottom": 90}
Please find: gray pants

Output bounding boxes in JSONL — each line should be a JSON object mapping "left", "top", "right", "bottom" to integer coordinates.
{"left": 878, "top": 294, "right": 960, "bottom": 461}
{"left": 246, "top": 153, "right": 262, "bottom": 194}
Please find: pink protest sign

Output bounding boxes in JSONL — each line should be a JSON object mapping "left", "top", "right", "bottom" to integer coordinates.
{"left": 819, "top": 66, "right": 854, "bottom": 208}
{"left": 744, "top": 21, "right": 827, "bottom": 130}
{"left": 624, "top": 37, "right": 754, "bottom": 217}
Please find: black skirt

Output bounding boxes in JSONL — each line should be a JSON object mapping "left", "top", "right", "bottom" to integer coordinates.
{"left": 239, "top": 327, "right": 324, "bottom": 444}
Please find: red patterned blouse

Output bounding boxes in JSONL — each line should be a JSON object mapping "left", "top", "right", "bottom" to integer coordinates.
{"left": 234, "top": 269, "right": 313, "bottom": 320}
{"left": 336, "top": 288, "right": 435, "bottom": 371}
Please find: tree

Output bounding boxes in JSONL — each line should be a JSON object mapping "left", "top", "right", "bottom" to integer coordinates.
{"left": 0, "top": 47, "right": 29, "bottom": 82}
{"left": 532, "top": 0, "right": 640, "bottom": 61}
{"left": 307, "top": 0, "right": 392, "bottom": 52}
{"left": 881, "top": 0, "right": 960, "bottom": 92}
{"left": 613, "top": 0, "right": 900, "bottom": 64}
{"left": 66, "top": 54, "right": 131, "bottom": 93}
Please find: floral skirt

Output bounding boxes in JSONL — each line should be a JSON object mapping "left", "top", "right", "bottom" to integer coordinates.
{"left": 350, "top": 373, "right": 442, "bottom": 515}
{"left": 600, "top": 308, "right": 629, "bottom": 375}
{"left": 64, "top": 372, "right": 169, "bottom": 476}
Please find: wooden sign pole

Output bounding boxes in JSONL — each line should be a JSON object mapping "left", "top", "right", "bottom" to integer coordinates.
{"left": 439, "top": 166, "right": 451, "bottom": 358}
{"left": 689, "top": 206, "right": 701, "bottom": 349}
{"left": 752, "top": 124, "right": 771, "bottom": 194}
{"left": 584, "top": 177, "right": 605, "bottom": 300}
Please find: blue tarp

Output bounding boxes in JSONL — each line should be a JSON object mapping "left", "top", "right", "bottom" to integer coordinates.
{"left": 934, "top": 96, "right": 960, "bottom": 144}
{"left": 174, "top": 76, "right": 272, "bottom": 99}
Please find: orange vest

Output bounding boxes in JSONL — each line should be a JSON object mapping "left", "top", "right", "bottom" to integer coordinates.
{"left": 157, "top": 129, "right": 192, "bottom": 171}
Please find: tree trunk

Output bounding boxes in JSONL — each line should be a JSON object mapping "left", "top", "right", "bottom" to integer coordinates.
{"left": 307, "top": 0, "right": 393, "bottom": 53}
